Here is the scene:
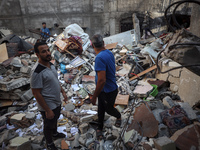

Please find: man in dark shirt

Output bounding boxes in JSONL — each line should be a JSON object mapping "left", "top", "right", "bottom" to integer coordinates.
{"left": 91, "top": 34, "right": 121, "bottom": 140}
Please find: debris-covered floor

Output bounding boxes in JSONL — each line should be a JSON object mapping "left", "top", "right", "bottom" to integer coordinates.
{"left": 1, "top": 8, "right": 200, "bottom": 150}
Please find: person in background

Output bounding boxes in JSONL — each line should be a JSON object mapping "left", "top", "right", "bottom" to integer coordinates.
{"left": 40, "top": 22, "right": 51, "bottom": 40}
{"left": 31, "top": 42, "right": 67, "bottom": 150}
{"left": 91, "top": 34, "right": 121, "bottom": 140}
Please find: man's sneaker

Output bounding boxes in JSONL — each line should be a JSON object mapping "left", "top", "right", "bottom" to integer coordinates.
{"left": 46, "top": 143, "right": 58, "bottom": 150}
{"left": 53, "top": 132, "right": 66, "bottom": 140}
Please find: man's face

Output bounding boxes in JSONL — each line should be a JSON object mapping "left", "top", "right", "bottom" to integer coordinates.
{"left": 42, "top": 24, "right": 46, "bottom": 28}
{"left": 36, "top": 45, "right": 52, "bottom": 62}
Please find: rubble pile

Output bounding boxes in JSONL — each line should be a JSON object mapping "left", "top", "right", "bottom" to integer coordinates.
{"left": 0, "top": 23, "right": 200, "bottom": 150}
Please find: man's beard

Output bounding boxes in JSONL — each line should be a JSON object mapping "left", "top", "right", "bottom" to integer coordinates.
{"left": 41, "top": 55, "right": 52, "bottom": 62}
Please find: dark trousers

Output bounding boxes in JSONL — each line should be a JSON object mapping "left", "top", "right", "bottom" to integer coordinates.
{"left": 98, "top": 89, "right": 121, "bottom": 130}
{"left": 40, "top": 105, "right": 61, "bottom": 144}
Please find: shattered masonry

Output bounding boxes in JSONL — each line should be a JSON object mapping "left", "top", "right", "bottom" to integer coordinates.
{"left": 1, "top": 2, "right": 200, "bottom": 150}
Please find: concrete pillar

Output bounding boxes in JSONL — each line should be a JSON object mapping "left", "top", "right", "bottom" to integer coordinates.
{"left": 190, "top": 3, "right": 200, "bottom": 37}
{"left": 132, "top": 13, "right": 140, "bottom": 44}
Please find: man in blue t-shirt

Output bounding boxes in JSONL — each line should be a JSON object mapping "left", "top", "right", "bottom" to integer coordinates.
{"left": 40, "top": 22, "right": 51, "bottom": 40}
{"left": 91, "top": 34, "right": 121, "bottom": 140}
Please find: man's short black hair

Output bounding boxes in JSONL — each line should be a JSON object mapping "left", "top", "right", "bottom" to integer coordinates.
{"left": 42, "top": 22, "right": 46, "bottom": 25}
{"left": 34, "top": 42, "right": 47, "bottom": 53}
{"left": 91, "top": 34, "right": 104, "bottom": 48}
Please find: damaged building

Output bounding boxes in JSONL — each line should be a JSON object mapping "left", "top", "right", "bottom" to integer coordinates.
{"left": 0, "top": 0, "right": 200, "bottom": 150}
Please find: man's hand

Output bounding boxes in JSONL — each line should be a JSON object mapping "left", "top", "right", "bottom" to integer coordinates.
{"left": 46, "top": 109, "right": 55, "bottom": 119}
{"left": 63, "top": 95, "right": 68, "bottom": 103}
{"left": 62, "top": 92, "right": 68, "bottom": 103}
{"left": 91, "top": 97, "right": 97, "bottom": 105}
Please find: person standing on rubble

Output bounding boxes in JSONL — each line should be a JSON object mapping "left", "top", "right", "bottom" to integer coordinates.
{"left": 91, "top": 34, "right": 121, "bottom": 140}
{"left": 40, "top": 22, "right": 51, "bottom": 40}
{"left": 31, "top": 42, "right": 68, "bottom": 150}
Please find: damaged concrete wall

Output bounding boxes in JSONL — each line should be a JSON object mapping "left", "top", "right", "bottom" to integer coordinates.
{"left": 0, "top": 0, "right": 191, "bottom": 37}
{"left": 0, "top": 0, "right": 25, "bottom": 35}
{"left": 156, "top": 61, "right": 200, "bottom": 107}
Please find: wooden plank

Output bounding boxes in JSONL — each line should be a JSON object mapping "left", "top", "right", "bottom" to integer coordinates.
{"left": 0, "top": 43, "right": 8, "bottom": 63}
{"left": 130, "top": 65, "right": 157, "bottom": 81}
{"left": 105, "top": 42, "right": 118, "bottom": 50}
{"left": 115, "top": 94, "right": 129, "bottom": 105}
{"left": 0, "top": 100, "right": 13, "bottom": 108}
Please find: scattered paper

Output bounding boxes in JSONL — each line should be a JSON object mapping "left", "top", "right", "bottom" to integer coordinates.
{"left": 70, "top": 127, "right": 78, "bottom": 135}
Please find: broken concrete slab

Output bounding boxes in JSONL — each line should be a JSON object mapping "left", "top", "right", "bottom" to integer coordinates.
{"left": 9, "top": 137, "right": 30, "bottom": 148}
{"left": 21, "top": 89, "right": 33, "bottom": 102}
{"left": 0, "top": 130, "right": 17, "bottom": 146}
{"left": 178, "top": 102, "right": 197, "bottom": 120}
{"left": 154, "top": 136, "right": 176, "bottom": 150}
{"left": 127, "top": 103, "right": 158, "bottom": 137}
{"left": 115, "top": 94, "right": 129, "bottom": 106}
{"left": 133, "top": 84, "right": 153, "bottom": 97}
{"left": 10, "top": 113, "right": 26, "bottom": 125}
{"left": 0, "top": 78, "right": 30, "bottom": 91}
{"left": 170, "top": 122, "right": 200, "bottom": 150}
{"left": 79, "top": 123, "right": 89, "bottom": 134}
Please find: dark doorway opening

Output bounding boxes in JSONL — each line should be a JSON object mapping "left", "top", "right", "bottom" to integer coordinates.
{"left": 120, "top": 17, "right": 133, "bottom": 32}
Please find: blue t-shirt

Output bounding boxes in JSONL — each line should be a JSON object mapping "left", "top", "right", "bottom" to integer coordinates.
{"left": 95, "top": 49, "right": 118, "bottom": 93}
{"left": 41, "top": 28, "right": 50, "bottom": 39}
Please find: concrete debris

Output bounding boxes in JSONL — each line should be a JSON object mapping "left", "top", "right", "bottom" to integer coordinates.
{"left": 0, "top": 16, "right": 200, "bottom": 150}
{"left": 170, "top": 122, "right": 200, "bottom": 150}
{"left": 154, "top": 136, "right": 176, "bottom": 150}
{"left": 9, "top": 137, "right": 30, "bottom": 148}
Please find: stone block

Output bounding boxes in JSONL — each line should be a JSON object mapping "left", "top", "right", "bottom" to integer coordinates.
{"left": 21, "top": 89, "right": 33, "bottom": 102}
{"left": 152, "top": 109, "right": 165, "bottom": 123}
{"left": 154, "top": 136, "right": 176, "bottom": 150}
{"left": 162, "top": 96, "right": 177, "bottom": 108}
{"left": 178, "top": 102, "right": 197, "bottom": 120}
{"left": 80, "top": 115, "right": 96, "bottom": 123}
{"left": 178, "top": 67, "right": 200, "bottom": 106}
{"left": 20, "top": 66, "right": 31, "bottom": 74}
{"left": 79, "top": 123, "right": 88, "bottom": 134}
{"left": 10, "top": 137, "right": 31, "bottom": 150}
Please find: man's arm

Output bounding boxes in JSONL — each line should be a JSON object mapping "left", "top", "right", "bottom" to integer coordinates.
{"left": 91, "top": 71, "right": 106, "bottom": 105}
{"left": 60, "top": 85, "right": 68, "bottom": 103}
{"left": 32, "top": 88, "right": 54, "bottom": 119}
